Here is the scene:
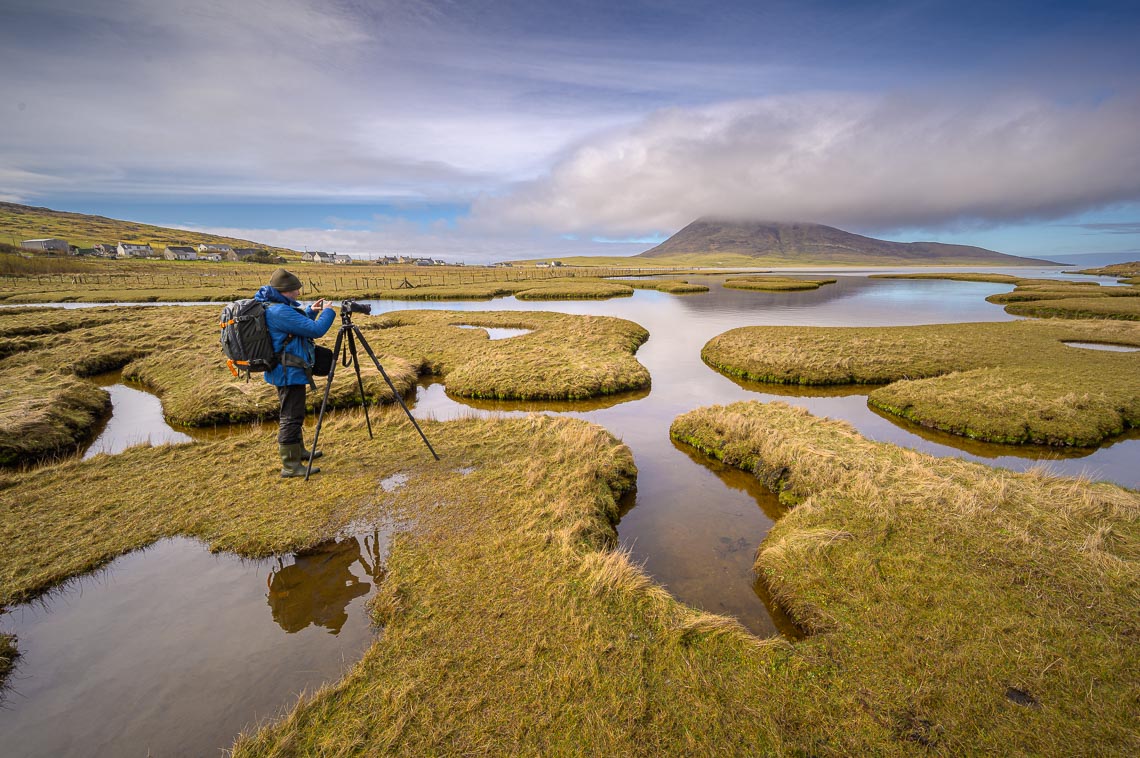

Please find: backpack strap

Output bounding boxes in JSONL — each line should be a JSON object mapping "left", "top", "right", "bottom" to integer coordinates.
{"left": 279, "top": 351, "right": 317, "bottom": 390}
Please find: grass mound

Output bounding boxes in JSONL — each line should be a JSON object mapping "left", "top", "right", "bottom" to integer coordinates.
{"left": 626, "top": 279, "right": 710, "bottom": 294}
{"left": 1077, "top": 261, "right": 1140, "bottom": 278}
{"left": 5, "top": 400, "right": 1137, "bottom": 753}
{"left": 361, "top": 310, "right": 650, "bottom": 400}
{"left": 1005, "top": 297, "right": 1140, "bottom": 320}
{"left": 702, "top": 320, "right": 1140, "bottom": 445}
{"left": 723, "top": 275, "right": 837, "bottom": 291}
{"left": 0, "top": 369, "right": 110, "bottom": 465}
{"left": 669, "top": 401, "right": 1138, "bottom": 755}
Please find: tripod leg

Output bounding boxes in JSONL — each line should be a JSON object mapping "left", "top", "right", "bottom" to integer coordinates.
{"left": 346, "top": 328, "right": 374, "bottom": 439}
{"left": 351, "top": 324, "right": 440, "bottom": 460}
{"left": 306, "top": 325, "right": 345, "bottom": 480}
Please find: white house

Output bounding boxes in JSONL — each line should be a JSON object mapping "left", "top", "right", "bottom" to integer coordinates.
{"left": 198, "top": 243, "right": 233, "bottom": 254}
{"left": 21, "top": 238, "right": 69, "bottom": 253}
{"left": 334, "top": 254, "right": 353, "bottom": 265}
{"left": 164, "top": 246, "right": 198, "bottom": 261}
{"left": 200, "top": 252, "right": 223, "bottom": 262}
{"left": 117, "top": 242, "right": 154, "bottom": 258}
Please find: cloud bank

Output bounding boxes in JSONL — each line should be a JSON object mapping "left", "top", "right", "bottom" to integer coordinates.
{"left": 473, "top": 92, "right": 1140, "bottom": 236}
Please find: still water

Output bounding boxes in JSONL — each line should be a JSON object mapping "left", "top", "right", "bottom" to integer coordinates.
{"left": 3, "top": 269, "right": 1137, "bottom": 755}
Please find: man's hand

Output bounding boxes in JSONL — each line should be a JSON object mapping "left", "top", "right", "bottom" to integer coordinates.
{"left": 312, "top": 298, "right": 329, "bottom": 310}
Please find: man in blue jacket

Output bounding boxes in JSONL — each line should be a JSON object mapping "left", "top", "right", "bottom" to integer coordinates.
{"left": 256, "top": 268, "right": 336, "bottom": 477}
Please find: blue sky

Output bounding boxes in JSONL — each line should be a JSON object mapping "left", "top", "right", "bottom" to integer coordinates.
{"left": 2, "top": 0, "right": 1139, "bottom": 262}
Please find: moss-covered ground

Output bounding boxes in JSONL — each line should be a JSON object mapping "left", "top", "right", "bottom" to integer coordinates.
{"left": 723, "top": 275, "right": 837, "bottom": 291}
{"left": 702, "top": 320, "right": 1140, "bottom": 445}
{"left": 873, "top": 272, "right": 1140, "bottom": 320}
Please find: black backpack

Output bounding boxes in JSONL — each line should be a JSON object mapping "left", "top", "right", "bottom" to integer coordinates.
{"left": 219, "top": 299, "right": 279, "bottom": 378}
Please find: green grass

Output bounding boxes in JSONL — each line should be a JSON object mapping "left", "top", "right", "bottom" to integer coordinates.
{"left": 723, "top": 275, "right": 837, "bottom": 291}
{"left": 0, "top": 203, "right": 297, "bottom": 256}
{"left": 702, "top": 320, "right": 1140, "bottom": 445}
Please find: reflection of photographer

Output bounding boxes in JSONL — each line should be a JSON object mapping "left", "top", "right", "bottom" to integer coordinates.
{"left": 255, "top": 268, "right": 336, "bottom": 477}
{"left": 266, "top": 537, "right": 382, "bottom": 634}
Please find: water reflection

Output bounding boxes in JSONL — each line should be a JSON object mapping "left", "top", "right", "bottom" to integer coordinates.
{"left": 267, "top": 533, "right": 387, "bottom": 634}
{"left": 0, "top": 530, "right": 390, "bottom": 758}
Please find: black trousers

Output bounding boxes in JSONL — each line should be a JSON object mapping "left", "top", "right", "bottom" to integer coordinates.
{"left": 277, "top": 384, "right": 308, "bottom": 444}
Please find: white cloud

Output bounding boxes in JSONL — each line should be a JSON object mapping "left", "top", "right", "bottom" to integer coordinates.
{"left": 473, "top": 92, "right": 1140, "bottom": 235}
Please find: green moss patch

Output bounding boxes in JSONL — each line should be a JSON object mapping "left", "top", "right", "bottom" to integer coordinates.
{"left": 702, "top": 320, "right": 1140, "bottom": 445}
{"left": 360, "top": 310, "right": 650, "bottom": 400}
{"left": 723, "top": 275, "right": 837, "bottom": 291}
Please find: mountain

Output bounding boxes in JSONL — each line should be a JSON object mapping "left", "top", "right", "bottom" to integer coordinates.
{"left": 636, "top": 218, "right": 1059, "bottom": 266}
{"left": 0, "top": 202, "right": 295, "bottom": 256}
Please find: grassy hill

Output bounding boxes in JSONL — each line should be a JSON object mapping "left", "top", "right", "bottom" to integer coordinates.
{"left": 637, "top": 218, "right": 1060, "bottom": 267}
{"left": 0, "top": 202, "right": 296, "bottom": 256}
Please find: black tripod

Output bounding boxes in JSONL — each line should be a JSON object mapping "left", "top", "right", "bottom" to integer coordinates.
{"left": 306, "top": 306, "right": 439, "bottom": 480}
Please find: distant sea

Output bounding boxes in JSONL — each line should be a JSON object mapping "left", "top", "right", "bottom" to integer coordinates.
{"left": 1046, "top": 252, "right": 1140, "bottom": 267}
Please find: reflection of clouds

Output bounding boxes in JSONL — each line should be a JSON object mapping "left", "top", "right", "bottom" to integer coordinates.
{"left": 266, "top": 534, "right": 386, "bottom": 635}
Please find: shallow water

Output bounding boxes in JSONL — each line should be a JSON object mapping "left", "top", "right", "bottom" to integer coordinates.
{"left": 4, "top": 267, "right": 1137, "bottom": 754}
{"left": 1062, "top": 341, "right": 1140, "bottom": 353}
{"left": 396, "top": 270, "right": 1140, "bottom": 637}
{"left": 0, "top": 529, "right": 390, "bottom": 757}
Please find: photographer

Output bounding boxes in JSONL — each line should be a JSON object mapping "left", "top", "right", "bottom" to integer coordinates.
{"left": 255, "top": 268, "right": 336, "bottom": 477}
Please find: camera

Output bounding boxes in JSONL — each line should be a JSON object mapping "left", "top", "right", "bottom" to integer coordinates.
{"left": 341, "top": 299, "right": 372, "bottom": 315}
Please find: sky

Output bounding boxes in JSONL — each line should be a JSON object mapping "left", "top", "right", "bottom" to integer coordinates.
{"left": 2, "top": 0, "right": 1140, "bottom": 262}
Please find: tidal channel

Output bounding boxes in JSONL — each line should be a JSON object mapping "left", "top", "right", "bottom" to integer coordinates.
{"left": 3, "top": 268, "right": 1136, "bottom": 756}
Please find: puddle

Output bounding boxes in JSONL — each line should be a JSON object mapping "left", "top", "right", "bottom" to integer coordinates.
{"left": 0, "top": 527, "right": 391, "bottom": 757}
{"left": 454, "top": 324, "right": 533, "bottom": 340}
{"left": 380, "top": 472, "right": 410, "bottom": 492}
{"left": 1062, "top": 341, "right": 1140, "bottom": 353}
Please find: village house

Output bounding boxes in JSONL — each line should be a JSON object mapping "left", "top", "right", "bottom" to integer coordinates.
{"left": 20, "top": 238, "right": 70, "bottom": 253}
{"left": 197, "top": 243, "right": 233, "bottom": 254}
{"left": 92, "top": 243, "right": 118, "bottom": 257}
{"left": 334, "top": 254, "right": 353, "bottom": 265}
{"left": 163, "top": 246, "right": 198, "bottom": 261}
{"left": 225, "top": 248, "right": 257, "bottom": 261}
{"left": 117, "top": 242, "right": 154, "bottom": 258}
{"left": 200, "top": 252, "right": 223, "bottom": 262}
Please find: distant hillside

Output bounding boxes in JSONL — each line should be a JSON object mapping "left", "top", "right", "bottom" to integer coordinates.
{"left": 0, "top": 202, "right": 296, "bottom": 256}
{"left": 637, "top": 218, "right": 1059, "bottom": 266}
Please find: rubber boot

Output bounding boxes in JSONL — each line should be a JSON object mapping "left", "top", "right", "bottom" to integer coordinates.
{"left": 300, "top": 438, "right": 323, "bottom": 460}
{"left": 280, "top": 442, "right": 318, "bottom": 478}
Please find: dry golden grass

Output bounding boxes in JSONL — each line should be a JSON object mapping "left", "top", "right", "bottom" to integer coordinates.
{"left": 360, "top": 310, "right": 650, "bottom": 400}
{"left": 702, "top": 320, "right": 1140, "bottom": 445}
{"left": 0, "top": 632, "right": 15, "bottom": 686}
{"left": 723, "top": 275, "right": 837, "bottom": 291}
{"left": 1077, "top": 261, "right": 1140, "bottom": 278}
{"left": 5, "top": 398, "right": 1137, "bottom": 753}
{"left": 671, "top": 400, "right": 1140, "bottom": 755}
{"left": 1, "top": 306, "right": 649, "bottom": 465}
{"left": 1005, "top": 297, "right": 1140, "bottom": 320}
{"left": 626, "top": 279, "right": 710, "bottom": 294}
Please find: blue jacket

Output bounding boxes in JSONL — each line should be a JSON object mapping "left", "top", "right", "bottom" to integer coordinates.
{"left": 253, "top": 285, "right": 336, "bottom": 387}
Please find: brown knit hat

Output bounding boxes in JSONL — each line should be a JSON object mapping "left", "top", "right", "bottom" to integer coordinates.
{"left": 269, "top": 268, "right": 302, "bottom": 292}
